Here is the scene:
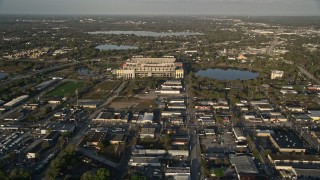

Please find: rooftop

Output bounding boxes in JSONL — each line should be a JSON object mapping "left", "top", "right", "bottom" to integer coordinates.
{"left": 141, "top": 127, "right": 156, "bottom": 135}
{"left": 270, "top": 154, "right": 320, "bottom": 162}
{"left": 230, "top": 156, "right": 259, "bottom": 174}
{"left": 271, "top": 130, "right": 305, "bottom": 149}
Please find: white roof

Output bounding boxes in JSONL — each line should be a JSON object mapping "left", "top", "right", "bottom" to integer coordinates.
{"left": 143, "top": 112, "right": 154, "bottom": 121}
{"left": 4, "top": 95, "right": 29, "bottom": 107}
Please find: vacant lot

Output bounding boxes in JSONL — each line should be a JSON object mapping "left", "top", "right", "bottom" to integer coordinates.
{"left": 109, "top": 96, "right": 156, "bottom": 109}
{"left": 0, "top": 65, "right": 29, "bottom": 73}
{"left": 47, "top": 81, "right": 85, "bottom": 97}
{"left": 83, "top": 80, "right": 120, "bottom": 99}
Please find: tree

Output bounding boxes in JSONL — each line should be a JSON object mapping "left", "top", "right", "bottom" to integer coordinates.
{"left": 9, "top": 168, "right": 31, "bottom": 179}
{"left": 81, "top": 168, "right": 112, "bottom": 180}
{"left": 80, "top": 171, "right": 96, "bottom": 180}
{"left": 96, "top": 168, "right": 111, "bottom": 180}
{"left": 214, "top": 168, "right": 224, "bottom": 178}
{"left": 131, "top": 173, "right": 146, "bottom": 180}
{"left": 41, "top": 141, "right": 50, "bottom": 150}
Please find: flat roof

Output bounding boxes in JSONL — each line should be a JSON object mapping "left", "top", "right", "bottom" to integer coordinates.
{"left": 271, "top": 130, "right": 305, "bottom": 149}
{"left": 270, "top": 154, "right": 320, "bottom": 161}
{"left": 130, "top": 156, "right": 161, "bottom": 163}
{"left": 35, "top": 79, "right": 57, "bottom": 90}
{"left": 230, "top": 156, "right": 259, "bottom": 174}
{"left": 141, "top": 127, "right": 156, "bottom": 134}
{"left": 44, "top": 131, "right": 60, "bottom": 140}
{"left": 96, "top": 110, "right": 127, "bottom": 120}
{"left": 109, "top": 134, "right": 125, "bottom": 142}
{"left": 85, "top": 132, "right": 106, "bottom": 142}
{"left": 4, "top": 95, "right": 29, "bottom": 107}
{"left": 142, "top": 112, "right": 154, "bottom": 121}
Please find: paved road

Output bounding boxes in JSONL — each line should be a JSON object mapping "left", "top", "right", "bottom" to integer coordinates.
{"left": 297, "top": 65, "right": 320, "bottom": 84}
{"left": 89, "top": 81, "right": 127, "bottom": 120}
{"left": 0, "top": 62, "right": 78, "bottom": 87}
{"left": 186, "top": 75, "right": 202, "bottom": 180}
{"left": 79, "top": 148, "right": 117, "bottom": 168}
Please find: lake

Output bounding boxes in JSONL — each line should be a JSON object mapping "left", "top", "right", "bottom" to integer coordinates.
{"left": 196, "top": 68, "right": 259, "bottom": 81}
{"left": 88, "top": 31, "right": 203, "bottom": 37}
{"left": 0, "top": 72, "right": 8, "bottom": 79}
{"left": 96, "top": 44, "right": 138, "bottom": 50}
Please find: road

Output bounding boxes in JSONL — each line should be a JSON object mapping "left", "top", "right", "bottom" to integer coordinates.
{"left": 186, "top": 75, "right": 202, "bottom": 180}
{"left": 297, "top": 65, "right": 320, "bottom": 84}
{"left": 79, "top": 148, "right": 117, "bottom": 168}
{"left": 89, "top": 81, "right": 127, "bottom": 120}
{"left": 0, "top": 62, "right": 78, "bottom": 87}
{"left": 266, "top": 38, "right": 281, "bottom": 56}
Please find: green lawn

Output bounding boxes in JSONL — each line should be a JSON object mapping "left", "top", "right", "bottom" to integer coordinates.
{"left": 47, "top": 81, "right": 85, "bottom": 97}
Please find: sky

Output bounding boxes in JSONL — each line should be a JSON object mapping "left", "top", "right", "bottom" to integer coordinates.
{"left": 0, "top": 0, "right": 319, "bottom": 16}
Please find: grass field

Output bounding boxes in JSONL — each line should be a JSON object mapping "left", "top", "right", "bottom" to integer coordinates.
{"left": 47, "top": 81, "right": 85, "bottom": 97}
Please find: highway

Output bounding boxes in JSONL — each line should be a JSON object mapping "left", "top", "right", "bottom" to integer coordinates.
{"left": 0, "top": 62, "right": 78, "bottom": 87}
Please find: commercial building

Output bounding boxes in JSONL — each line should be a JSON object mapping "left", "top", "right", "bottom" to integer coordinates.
{"left": 136, "top": 112, "right": 154, "bottom": 124}
{"left": 93, "top": 110, "right": 128, "bottom": 123}
{"left": 230, "top": 155, "right": 259, "bottom": 180}
{"left": 82, "top": 132, "right": 106, "bottom": 148}
{"left": 140, "top": 128, "right": 156, "bottom": 139}
{"left": 2, "top": 95, "right": 29, "bottom": 109}
{"left": 74, "top": 99, "right": 101, "bottom": 109}
{"left": 116, "top": 56, "right": 184, "bottom": 79}
{"left": 232, "top": 127, "right": 246, "bottom": 142}
{"left": 270, "top": 130, "right": 306, "bottom": 153}
{"left": 271, "top": 70, "right": 284, "bottom": 79}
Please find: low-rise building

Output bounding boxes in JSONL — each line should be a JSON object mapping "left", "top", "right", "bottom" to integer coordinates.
{"left": 75, "top": 99, "right": 101, "bottom": 109}
{"left": 270, "top": 130, "right": 306, "bottom": 153}
{"left": 271, "top": 70, "right": 284, "bottom": 79}
{"left": 140, "top": 128, "right": 156, "bottom": 139}
{"left": 308, "top": 110, "right": 320, "bottom": 121}
{"left": 233, "top": 127, "right": 246, "bottom": 142}
{"left": 83, "top": 132, "right": 106, "bottom": 148}
{"left": 136, "top": 112, "right": 154, "bottom": 124}
{"left": 43, "top": 131, "right": 60, "bottom": 145}
{"left": 93, "top": 110, "right": 128, "bottom": 123}
{"left": 129, "top": 156, "right": 162, "bottom": 167}
{"left": 230, "top": 156, "right": 259, "bottom": 179}
{"left": 108, "top": 134, "right": 126, "bottom": 145}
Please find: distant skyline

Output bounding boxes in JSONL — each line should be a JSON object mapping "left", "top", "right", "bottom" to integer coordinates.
{"left": 0, "top": 0, "right": 320, "bottom": 16}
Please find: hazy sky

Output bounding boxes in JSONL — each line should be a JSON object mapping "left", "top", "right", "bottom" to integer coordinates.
{"left": 0, "top": 0, "right": 319, "bottom": 16}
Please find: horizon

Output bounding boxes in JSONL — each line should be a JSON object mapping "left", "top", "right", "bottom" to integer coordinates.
{"left": 0, "top": 0, "right": 320, "bottom": 16}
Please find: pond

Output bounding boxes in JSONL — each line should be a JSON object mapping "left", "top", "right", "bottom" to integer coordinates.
{"left": 96, "top": 44, "right": 138, "bottom": 50}
{"left": 77, "top": 68, "right": 90, "bottom": 76}
{"left": 88, "top": 30, "right": 203, "bottom": 37}
{"left": 196, "top": 68, "right": 259, "bottom": 81}
{"left": 0, "top": 72, "right": 8, "bottom": 79}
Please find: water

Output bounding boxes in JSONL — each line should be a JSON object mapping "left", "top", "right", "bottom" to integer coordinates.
{"left": 77, "top": 68, "right": 90, "bottom": 76}
{"left": 88, "top": 31, "right": 203, "bottom": 37}
{"left": 96, "top": 44, "right": 138, "bottom": 50}
{"left": 0, "top": 72, "right": 8, "bottom": 79}
{"left": 196, "top": 68, "right": 259, "bottom": 81}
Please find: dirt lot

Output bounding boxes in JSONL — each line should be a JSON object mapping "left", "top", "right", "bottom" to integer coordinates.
{"left": 109, "top": 93, "right": 158, "bottom": 109}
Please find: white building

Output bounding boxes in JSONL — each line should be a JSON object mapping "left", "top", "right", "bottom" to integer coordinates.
{"left": 116, "top": 56, "right": 184, "bottom": 79}
{"left": 271, "top": 70, "right": 284, "bottom": 79}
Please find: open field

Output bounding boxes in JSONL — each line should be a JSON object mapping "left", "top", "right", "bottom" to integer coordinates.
{"left": 0, "top": 65, "right": 29, "bottom": 73}
{"left": 83, "top": 80, "right": 120, "bottom": 99}
{"left": 47, "top": 81, "right": 85, "bottom": 97}
{"left": 109, "top": 96, "right": 156, "bottom": 109}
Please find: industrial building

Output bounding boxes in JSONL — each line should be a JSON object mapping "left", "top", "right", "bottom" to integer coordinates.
{"left": 116, "top": 56, "right": 184, "bottom": 79}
